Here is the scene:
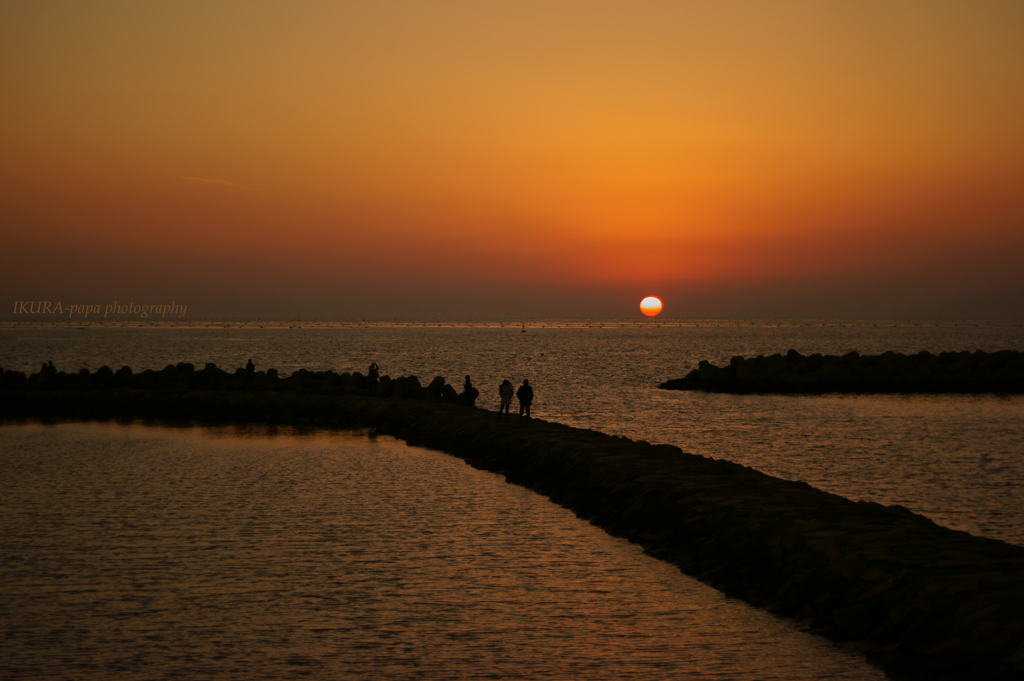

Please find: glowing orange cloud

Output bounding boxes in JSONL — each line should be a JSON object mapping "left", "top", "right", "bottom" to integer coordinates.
{"left": 1, "top": 2, "right": 1022, "bottom": 318}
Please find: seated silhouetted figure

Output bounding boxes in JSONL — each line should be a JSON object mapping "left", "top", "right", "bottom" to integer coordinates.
{"left": 462, "top": 375, "right": 479, "bottom": 407}
{"left": 245, "top": 358, "right": 255, "bottom": 373}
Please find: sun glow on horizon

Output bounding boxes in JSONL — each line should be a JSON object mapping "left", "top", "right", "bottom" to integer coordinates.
{"left": 1, "top": 2, "right": 1022, "bottom": 318}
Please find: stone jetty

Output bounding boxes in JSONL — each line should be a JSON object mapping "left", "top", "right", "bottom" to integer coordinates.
{"left": 1, "top": 361, "right": 480, "bottom": 405}
{"left": 2, "top": 364, "right": 1024, "bottom": 680}
{"left": 660, "top": 349, "right": 1024, "bottom": 394}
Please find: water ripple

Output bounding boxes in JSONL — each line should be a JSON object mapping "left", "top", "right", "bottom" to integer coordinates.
{"left": 1, "top": 422, "right": 884, "bottom": 680}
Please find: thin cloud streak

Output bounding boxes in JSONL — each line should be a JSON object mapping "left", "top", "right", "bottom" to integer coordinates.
{"left": 179, "top": 176, "right": 258, "bottom": 191}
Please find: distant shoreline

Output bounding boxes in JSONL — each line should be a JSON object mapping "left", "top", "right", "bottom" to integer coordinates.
{"left": 4, "top": 384, "right": 1024, "bottom": 680}
{"left": 2, "top": 318, "right": 1021, "bottom": 330}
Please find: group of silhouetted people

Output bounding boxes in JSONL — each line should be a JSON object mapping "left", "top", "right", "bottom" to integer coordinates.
{"left": 363, "top": 362, "right": 530, "bottom": 419}
{"left": 498, "top": 378, "right": 533, "bottom": 423}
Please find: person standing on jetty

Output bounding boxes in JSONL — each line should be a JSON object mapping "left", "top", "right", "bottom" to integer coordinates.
{"left": 368, "top": 363, "right": 380, "bottom": 381}
{"left": 245, "top": 358, "right": 255, "bottom": 373}
{"left": 517, "top": 379, "right": 533, "bottom": 423}
{"left": 498, "top": 379, "right": 514, "bottom": 419}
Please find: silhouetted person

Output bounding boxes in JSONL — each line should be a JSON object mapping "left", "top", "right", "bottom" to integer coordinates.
{"left": 517, "top": 379, "right": 533, "bottom": 423}
{"left": 245, "top": 358, "right": 255, "bottom": 373}
{"left": 368, "top": 363, "right": 380, "bottom": 381}
{"left": 498, "top": 379, "right": 514, "bottom": 419}
{"left": 462, "top": 375, "right": 479, "bottom": 407}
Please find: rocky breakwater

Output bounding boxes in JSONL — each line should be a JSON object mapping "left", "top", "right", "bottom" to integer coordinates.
{"left": 3, "top": 367, "right": 1024, "bottom": 679}
{"left": 660, "top": 349, "right": 1024, "bottom": 394}
{"left": 0, "top": 361, "right": 481, "bottom": 407}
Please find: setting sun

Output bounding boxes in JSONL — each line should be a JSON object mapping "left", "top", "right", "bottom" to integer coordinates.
{"left": 640, "top": 296, "right": 663, "bottom": 317}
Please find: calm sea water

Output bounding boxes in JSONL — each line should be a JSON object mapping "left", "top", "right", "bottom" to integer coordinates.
{"left": 0, "top": 422, "right": 885, "bottom": 680}
{"left": 3, "top": 319, "right": 1023, "bottom": 545}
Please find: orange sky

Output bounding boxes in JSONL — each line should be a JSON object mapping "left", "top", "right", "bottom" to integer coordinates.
{"left": 2, "top": 0, "right": 1022, "bottom": 318}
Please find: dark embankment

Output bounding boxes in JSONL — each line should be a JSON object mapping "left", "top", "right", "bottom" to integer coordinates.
{"left": 1, "top": 361, "right": 482, "bottom": 405}
{"left": 660, "top": 349, "right": 1024, "bottom": 394}
{"left": 3, "top": 375, "right": 1024, "bottom": 679}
